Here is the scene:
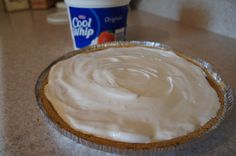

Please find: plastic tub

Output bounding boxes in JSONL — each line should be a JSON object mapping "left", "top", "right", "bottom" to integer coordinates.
{"left": 65, "top": 0, "right": 131, "bottom": 49}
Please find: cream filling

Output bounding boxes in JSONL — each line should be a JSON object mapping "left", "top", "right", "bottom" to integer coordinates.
{"left": 45, "top": 47, "right": 220, "bottom": 143}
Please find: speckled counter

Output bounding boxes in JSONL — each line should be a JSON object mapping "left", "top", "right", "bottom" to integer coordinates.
{"left": 0, "top": 9, "right": 235, "bottom": 156}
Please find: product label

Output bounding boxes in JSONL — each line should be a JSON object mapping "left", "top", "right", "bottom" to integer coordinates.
{"left": 68, "top": 6, "right": 128, "bottom": 49}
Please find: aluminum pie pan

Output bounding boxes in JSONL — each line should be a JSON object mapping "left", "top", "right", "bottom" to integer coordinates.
{"left": 35, "top": 41, "right": 234, "bottom": 154}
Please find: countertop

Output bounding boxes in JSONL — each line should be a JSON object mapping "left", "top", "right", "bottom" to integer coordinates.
{"left": 0, "top": 9, "right": 235, "bottom": 156}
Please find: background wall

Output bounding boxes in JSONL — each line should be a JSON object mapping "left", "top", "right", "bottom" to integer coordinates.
{"left": 0, "top": 0, "right": 4, "bottom": 11}
{"left": 133, "top": 0, "right": 236, "bottom": 39}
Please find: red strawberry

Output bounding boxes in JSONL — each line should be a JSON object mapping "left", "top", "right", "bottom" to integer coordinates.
{"left": 98, "top": 31, "right": 115, "bottom": 44}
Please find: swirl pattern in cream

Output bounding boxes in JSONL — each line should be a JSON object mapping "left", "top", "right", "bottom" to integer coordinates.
{"left": 45, "top": 47, "right": 220, "bottom": 143}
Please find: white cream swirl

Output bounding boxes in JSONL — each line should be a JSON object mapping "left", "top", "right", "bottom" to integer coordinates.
{"left": 45, "top": 47, "right": 220, "bottom": 143}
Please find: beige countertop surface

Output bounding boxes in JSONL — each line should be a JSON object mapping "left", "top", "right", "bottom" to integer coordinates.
{"left": 0, "top": 9, "right": 235, "bottom": 156}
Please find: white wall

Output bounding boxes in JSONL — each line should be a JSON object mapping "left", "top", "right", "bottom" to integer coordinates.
{"left": 135, "top": 0, "right": 236, "bottom": 39}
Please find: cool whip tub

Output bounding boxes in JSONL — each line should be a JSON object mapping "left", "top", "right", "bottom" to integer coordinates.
{"left": 65, "top": 0, "right": 131, "bottom": 49}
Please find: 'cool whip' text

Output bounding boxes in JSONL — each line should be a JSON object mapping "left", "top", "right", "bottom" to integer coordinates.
{"left": 72, "top": 17, "right": 94, "bottom": 38}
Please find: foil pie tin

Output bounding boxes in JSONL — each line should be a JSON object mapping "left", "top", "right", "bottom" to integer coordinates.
{"left": 35, "top": 41, "right": 234, "bottom": 155}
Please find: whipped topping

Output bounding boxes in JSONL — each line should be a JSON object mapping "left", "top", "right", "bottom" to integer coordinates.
{"left": 45, "top": 47, "right": 220, "bottom": 143}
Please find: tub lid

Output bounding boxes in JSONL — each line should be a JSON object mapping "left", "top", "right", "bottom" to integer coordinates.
{"left": 65, "top": 0, "right": 131, "bottom": 8}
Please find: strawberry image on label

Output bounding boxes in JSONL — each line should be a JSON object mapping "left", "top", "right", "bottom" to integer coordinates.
{"left": 98, "top": 31, "right": 115, "bottom": 44}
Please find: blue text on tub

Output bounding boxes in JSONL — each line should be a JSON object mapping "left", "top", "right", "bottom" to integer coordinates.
{"left": 72, "top": 17, "right": 94, "bottom": 39}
